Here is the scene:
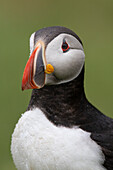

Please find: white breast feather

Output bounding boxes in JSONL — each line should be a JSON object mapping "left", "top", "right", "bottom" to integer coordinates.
{"left": 11, "top": 108, "right": 106, "bottom": 170}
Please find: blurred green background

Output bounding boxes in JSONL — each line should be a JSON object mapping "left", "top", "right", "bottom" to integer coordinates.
{"left": 0, "top": 0, "right": 113, "bottom": 169}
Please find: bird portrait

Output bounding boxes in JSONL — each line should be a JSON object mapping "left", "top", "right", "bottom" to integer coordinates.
{"left": 11, "top": 26, "right": 113, "bottom": 170}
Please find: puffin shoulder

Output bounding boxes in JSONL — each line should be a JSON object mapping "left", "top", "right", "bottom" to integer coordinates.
{"left": 79, "top": 103, "right": 113, "bottom": 170}
{"left": 91, "top": 128, "right": 113, "bottom": 170}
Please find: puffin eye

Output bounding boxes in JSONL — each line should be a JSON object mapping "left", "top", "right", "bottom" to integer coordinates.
{"left": 61, "top": 41, "right": 70, "bottom": 52}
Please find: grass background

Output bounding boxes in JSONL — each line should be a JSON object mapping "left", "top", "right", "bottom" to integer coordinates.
{"left": 0, "top": 0, "right": 113, "bottom": 169}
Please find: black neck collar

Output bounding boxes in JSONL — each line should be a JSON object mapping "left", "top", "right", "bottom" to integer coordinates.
{"left": 27, "top": 67, "right": 95, "bottom": 127}
{"left": 27, "top": 67, "right": 113, "bottom": 134}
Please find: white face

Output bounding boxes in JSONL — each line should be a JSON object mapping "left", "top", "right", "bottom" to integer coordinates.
{"left": 45, "top": 33, "right": 85, "bottom": 85}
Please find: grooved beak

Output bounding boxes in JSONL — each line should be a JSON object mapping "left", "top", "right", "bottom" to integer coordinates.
{"left": 22, "top": 41, "right": 46, "bottom": 90}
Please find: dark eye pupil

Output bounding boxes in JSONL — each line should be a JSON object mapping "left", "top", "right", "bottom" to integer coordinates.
{"left": 62, "top": 41, "right": 69, "bottom": 52}
{"left": 62, "top": 42, "right": 68, "bottom": 49}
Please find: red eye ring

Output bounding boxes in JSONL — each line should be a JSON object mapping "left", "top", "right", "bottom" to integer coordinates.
{"left": 61, "top": 41, "right": 70, "bottom": 52}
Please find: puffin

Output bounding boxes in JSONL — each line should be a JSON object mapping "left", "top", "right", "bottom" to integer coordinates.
{"left": 11, "top": 26, "right": 113, "bottom": 170}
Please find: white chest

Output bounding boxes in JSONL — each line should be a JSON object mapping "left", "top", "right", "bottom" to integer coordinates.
{"left": 11, "top": 108, "right": 106, "bottom": 170}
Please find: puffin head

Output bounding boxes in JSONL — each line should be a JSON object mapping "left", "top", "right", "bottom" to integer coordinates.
{"left": 22, "top": 26, "right": 85, "bottom": 90}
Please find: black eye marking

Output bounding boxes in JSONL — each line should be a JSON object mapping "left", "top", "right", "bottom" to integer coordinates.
{"left": 61, "top": 40, "right": 70, "bottom": 53}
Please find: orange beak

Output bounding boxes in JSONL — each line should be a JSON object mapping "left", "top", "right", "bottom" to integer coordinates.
{"left": 22, "top": 41, "right": 46, "bottom": 90}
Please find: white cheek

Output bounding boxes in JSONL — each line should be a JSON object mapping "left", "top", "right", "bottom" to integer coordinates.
{"left": 54, "top": 50, "right": 85, "bottom": 81}
{"left": 45, "top": 33, "right": 85, "bottom": 85}
{"left": 46, "top": 49, "right": 85, "bottom": 84}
